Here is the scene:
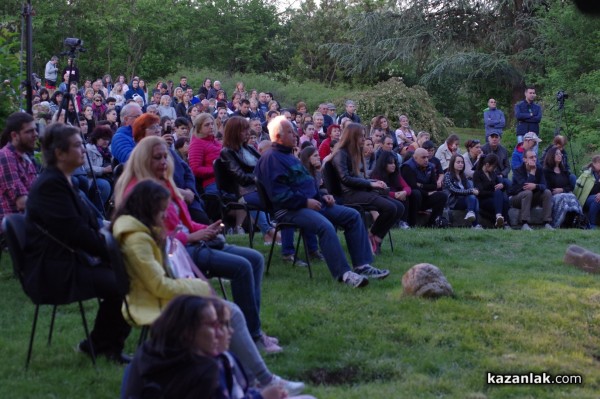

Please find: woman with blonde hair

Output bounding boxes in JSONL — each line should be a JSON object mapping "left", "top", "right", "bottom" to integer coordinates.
{"left": 331, "top": 123, "right": 403, "bottom": 256}
{"left": 157, "top": 94, "right": 177, "bottom": 120}
{"left": 109, "top": 82, "right": 125, "bottom": 106}
{"left": 189, "top": 113, "right": 221, "bottom": 195}
{"left": 171, "top": 87, "right": 184, "bottom": 108}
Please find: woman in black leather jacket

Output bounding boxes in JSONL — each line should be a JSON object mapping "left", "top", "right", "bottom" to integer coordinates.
{"left": 331, "top": 123, "right": 404, "bottom": 253}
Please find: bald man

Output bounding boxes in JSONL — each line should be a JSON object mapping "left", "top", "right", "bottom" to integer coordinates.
{"left": 400, "top": 148, "right": 449, "bottom": 227}
{"left": 254, "top": 116, "right": 390, "bottom": 287}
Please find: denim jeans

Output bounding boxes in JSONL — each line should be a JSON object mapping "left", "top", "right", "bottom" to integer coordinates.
{"left": 281, "top": 204, "right": 372, "bottom": 280}
{"left": 479, "top": 190, "right": 509, "bottom": 220}
{"left": 186, "top": 243, "right": 264, "bottom": 340}
{"left": 585, "top": 195, "right": 600, "bottom": 227}
{"left": 453, "top": 195, "right": 480, "bottom": 225}
{"left": 243, "top": 191, "right": 275, "bottom": 235}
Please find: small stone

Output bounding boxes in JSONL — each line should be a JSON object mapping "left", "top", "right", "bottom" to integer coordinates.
{"left": 564, "top": 245, "right": 600, "bottom": 274}
{"left": 402, "top": 263, "right": 454, "bottom": 298}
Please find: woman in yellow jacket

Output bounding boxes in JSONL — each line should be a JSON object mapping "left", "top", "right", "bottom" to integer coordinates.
{"left": 111, "top": 179, "right": 305, "bottom": 394}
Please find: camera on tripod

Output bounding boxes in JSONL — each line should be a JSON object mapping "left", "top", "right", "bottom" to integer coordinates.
{"left": 59, "top": 37, "right": 86, "bottom": 58}
{"left": 556, "top": 90, "right": 569, "bottom": 102}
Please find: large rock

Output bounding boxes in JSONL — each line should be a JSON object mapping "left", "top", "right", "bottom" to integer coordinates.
{"left": 564, "top": 245, "right": 600, "bottom": 273}
{"left": 402, "top": 263, "right": 454, "bottom": 298}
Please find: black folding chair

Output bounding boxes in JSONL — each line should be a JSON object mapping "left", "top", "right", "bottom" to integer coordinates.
{"left": 322, "top": 161, "right": 394, "bottom": 252}
{"left": 3, "top": 214, "right": 96, "bottom": 369}
{"left": 255, "top": 180, "right": 312, "bottom": 278}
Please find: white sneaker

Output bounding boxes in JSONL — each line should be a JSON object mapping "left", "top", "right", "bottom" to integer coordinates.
{"left": 472, "top": 224, "right": 483, "bottom": 230}
{"left": 495, "top": 214, "right": 504, "bottom": 228}
{"left": 544, "top": 223, "right": 555, "bottom": 230}
{"left": 268, "top": 375, "right": 305, "bottom": 396}
{"left": 464, "top": 211, "right": 476, "bottom": 222}
{"left": 255, "top": 334, "right": 283, "bottom": 354}
{"left": 342, "top": 271, "right": 369, "bottom": 288}
{"left": 521, "top": 223, "right": 533, "bottom": 231}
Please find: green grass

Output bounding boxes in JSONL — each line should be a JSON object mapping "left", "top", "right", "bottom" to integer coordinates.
{"left": 2, "top": 228, "right": 600, "bottom": 398}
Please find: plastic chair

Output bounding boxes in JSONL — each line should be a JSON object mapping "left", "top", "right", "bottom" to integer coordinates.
{"left": 3, "top": 214, "right": 96, "bottom": 369}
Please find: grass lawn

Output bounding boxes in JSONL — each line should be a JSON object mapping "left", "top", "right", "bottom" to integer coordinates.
{"left": 1, "top": 228, "right": 600, "bottom": 398}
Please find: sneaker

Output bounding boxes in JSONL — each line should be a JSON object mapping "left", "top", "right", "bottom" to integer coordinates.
{"left": 521, "top": 223, "right": 533, "bottom": 231}
{"left": 399, "top": 221, "right": 411, "bottom": 230}
{"left": 503, "top": 225, "right": 512, "bottom": 230}
{"left": 255, "top": 334, "right": 283, "bottom": 354}
{"left": 266, "top": 375, "right": 305, "bottom": 396}
{"left": 464, "top": 211, "right": 476, "bottom": 222}
{"left": 309, "top": 250, "right": 325, "bottom": 261}
{"left": 495, "top": 215, "right": 504, "bottom": 228}
{"left": 354, "top": 265, "right": 390, "bottom": 280}
{"left": 342, "top": 271, "right": 369, "bottom": 288}
{"left": 544, "top": 223, "right": 555, "bottom": 230}
{"left": 282, "top": 254, "right": 308, "bottom": 267}
{"left": 234, "top": 226, "right": 246, "bottom": 235}
{"left": 263, "top": 334, "right": 279, "bottom": 345}
{"left": 472, "top": 224, "right": 483, "bottom": 230}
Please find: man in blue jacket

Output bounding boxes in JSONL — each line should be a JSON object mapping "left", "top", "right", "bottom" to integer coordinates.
{"left": 124, "top": 79, "right": 146, "bottom": 106}
{"left": 111, "top": 103, "right": 142, "bottom": 164}
{"left": 514, "top": 86, "right": 542, "bottom": 143}
{"left": 483, "top": 98, "right": 506, "bottom": 142}
{"left": 255, "top": 116, "right": 390, "bottom": 288}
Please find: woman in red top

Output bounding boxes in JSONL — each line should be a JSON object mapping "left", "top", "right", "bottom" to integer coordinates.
{"left": 189, "top": 113, "right": 221, "bottom": 195}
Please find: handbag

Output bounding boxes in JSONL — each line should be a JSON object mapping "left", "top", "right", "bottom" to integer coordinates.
{"left": 34, "top": 223, "right": 102, "bottom": 268}
{"left": 202, "top": 233, "right": 226, "bottom": 250}
{"left": 165, "top": 236, "right": 206, "bottom": 279}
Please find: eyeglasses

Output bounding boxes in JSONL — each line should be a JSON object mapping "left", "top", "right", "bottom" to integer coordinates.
{"left": 148, "top": 125, "right": 162, "bottom": 132}
{"left": 94, "top": 99, "right": 102, "bottom": 103}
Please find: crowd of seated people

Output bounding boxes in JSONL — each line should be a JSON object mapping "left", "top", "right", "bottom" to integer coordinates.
{"left": 7, "top": 73, "right": 600, "bottom": 397}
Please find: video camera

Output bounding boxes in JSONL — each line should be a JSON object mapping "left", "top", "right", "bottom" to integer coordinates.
{"left": 59, "top": 37, "right": 86, "bottom": 58}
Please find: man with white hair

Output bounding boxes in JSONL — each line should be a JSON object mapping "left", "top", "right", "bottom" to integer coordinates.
{"left": 254, "top": 116, "right": 390, "bottom": 288}
{"left": 111, "top": 103, "right": 143, "bottom": 163}
{"left": 336, "top": 100, "right": 361, "bottom": 124}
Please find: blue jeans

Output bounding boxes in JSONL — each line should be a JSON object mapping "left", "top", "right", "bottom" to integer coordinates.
{"left": 453, "top": 195, "right": 480, "bottom": 225}
{"left": 186, "top": 243, "right": 264, "bottom": 340}
{"left": 281, "top": 205, "right": 372, "bottom": 280}
{"left": 480, "top": 190, "right": 509, "bottom": 220}
{"left": 243, "top": 192, "right": 273, "bottom": 235}
{"left": 584, "top": 195, "right": 600, "bottom": 227}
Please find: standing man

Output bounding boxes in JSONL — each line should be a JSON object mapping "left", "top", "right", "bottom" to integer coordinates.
{"left": 337, "top": 100, "right": 361, "bottom": 124}
{"left": 514, "top": 86, "right": 542, "bottom": 143}
{"left": 61, "top": 58, "right": 80, "bottom": 85}
{"left": 483, "top": 98, "right": 506, "bottom": 142}
{"left": 255, "top": 116, "right": 390, "bottom": 287}
{"left": 0, "top": 112, "right": 38, "bottom": 226}
{"left": 44, "top": 56, "right": 59, "bottom": 90}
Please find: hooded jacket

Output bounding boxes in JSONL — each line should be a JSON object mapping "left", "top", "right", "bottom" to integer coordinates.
{"left": 112, "top": 215, "right": 210, "bottom": 326}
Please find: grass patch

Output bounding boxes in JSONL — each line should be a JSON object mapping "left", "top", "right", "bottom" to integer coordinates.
{"left": 1, "top": 228, "right": 600, "bottom": 398}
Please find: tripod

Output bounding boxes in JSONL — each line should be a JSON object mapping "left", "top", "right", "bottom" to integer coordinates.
{"left": 551, "top": 95, "right": 577, "bottom": 173}
{"left": 56, "top": 46, "right": 106, "bottom": 219}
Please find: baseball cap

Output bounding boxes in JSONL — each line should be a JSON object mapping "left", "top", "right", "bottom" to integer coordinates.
{"left": 523, "top": 132, "right": 542, "bottom": 143}
{"left": 327, "top": 103, "right": 336, "bottom": 110}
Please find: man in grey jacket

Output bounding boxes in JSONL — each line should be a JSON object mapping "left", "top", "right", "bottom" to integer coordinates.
{"left": 483, "top": 98, "right": 506, "bottom": 142}
{"left": 44, "top": 56, "right": 59, "bottom": 89}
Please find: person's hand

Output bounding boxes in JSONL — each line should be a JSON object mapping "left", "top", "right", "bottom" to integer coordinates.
{"left": 472, "top": 188, "right": 479, "bottom": 196}
{"left": 523, "top": 182, "right": 537, "bottom": 191}
{"left": 395, "top": 191, "right": 407, "bottom": 201}
{"left": 494, "top": 183, "right": 504, "bottom": 191}
{"left": 595, "top": 193, "right": 600, "bottom": 203}
{"left": 162, "top": 133, "right": 174, "bottom": 146}
{"left": 306, "top": 198, "right": 321, "bottom": 211}
{"left": 179, "top": 188, "right": 195, "bottom": 204}
{"left": 261, "top": 385, "right": 287, "bottom": 399}
{"left": 436, "top": 178, "right": 443, "bottom": 189}
{"left": 206, "top": 220, "right": 223, "bottom": 234}
{"left": 103, "top": 165, "right": 113, "bottom": 174}
{"left": 15, "top": 195, "right": 27, "bottom": 212}
{"left": 370, "top": 180, "right": 387, "bottom": 189}
{"left": 187, "top": 229, "right": 217, "bottom": 242}
{"left": 552, "top": 188, "right": 563, "bottom": 195}
{"left": 323, "top": 195, "right": 335, "bottom": 206}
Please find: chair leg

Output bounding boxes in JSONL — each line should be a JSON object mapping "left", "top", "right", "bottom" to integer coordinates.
{"left": 292, "top": 230, "right": 302, "bottom": 266}
{"left": 266, "top": 226, "right": 279, "bottom": 275}
{"left": 388, "top": 230, "right": 394, "bottom": 252}
{"left": 25, "top": 304, "right": 40, "bottom": 370}
{"left": 218, "top": 278, "right": 228, "bottom": 300}
{"left": 78, "top": 301, "right": 96, "bottom": 366}
{"left": 138, "top": 326, "right": 149, "bottom": 348}
{"left": 47, "top": 305, "right": 57, "bottom": 346}
{"left": 299, "top": 230, "right": 313, "bottom": 279}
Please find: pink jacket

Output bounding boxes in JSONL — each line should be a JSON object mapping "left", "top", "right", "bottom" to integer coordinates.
{"left": 125, "top": 178, "right": 207, "bottom": 245}
{"left": 188, "top": 134, "right": 221, "bottom": 188}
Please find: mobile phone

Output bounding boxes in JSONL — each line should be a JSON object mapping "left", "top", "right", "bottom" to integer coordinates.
{"left": 163, "top": 125, "right": 172, "bottom": 135}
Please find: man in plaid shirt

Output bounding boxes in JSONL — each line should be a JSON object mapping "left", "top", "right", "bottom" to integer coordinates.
{"left": 0, "top": 112, "right": 38, "bottom": 225}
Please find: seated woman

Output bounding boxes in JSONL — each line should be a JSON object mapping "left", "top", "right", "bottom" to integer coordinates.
{"left": 213, "top": 298, "right": 315, "bottom": 399}
{"left": 362, "top": 137, "right": 376, "bottom": 178}
{"left": 472, "top": 154, "right": 510, "bottom": 228}
{"left": 114, "top": 136, "right": 281, "bottom": 354}
{"left": 83, "top": 125, "right": 113, "bottom": 211}
{"left": 318, "top": 124, "right": 341, "bottom": 161}
{"left": 331, "top": 123, "right": 404, "bottom": 254}
{"left": 435, "top": 134, "right": 460, "bottom": 172}
{"left": 189, "top": 113, "right": 221, "bottom": 195}
{"left": 370, "top": 151, "right": 412, "bottom": 230}
{"left": 543, "top": 146, "right": 584, "bottom": 228}
{"left": 575, "top": 155, "right": 600, "bottom": 228}
{"left": 405, "top": 131, "right": 430, "bottom": 154}
{"left": 113, "top": 182, "right": 304, "bottom": 395}
{"left": 463, "top": 139, "right": 482, "bottom": 179}
{"left": 394, "top": 115, "right": 416, "bottom": 151}
{"left": 443, "top": 154, "right": 482, "bottom": 229}
{"left": 220, "top": 116, "right": 279, "bottom": 245}
{"left": 25, "top": 123, "right": 130, "bottom": 363}
{"left": 124, "top": 295, "right": 221, "bottom": 398}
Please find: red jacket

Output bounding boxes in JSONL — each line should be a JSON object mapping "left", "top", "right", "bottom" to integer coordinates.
{"left": 188, "top": 134, "right": 221, "bottom": 188}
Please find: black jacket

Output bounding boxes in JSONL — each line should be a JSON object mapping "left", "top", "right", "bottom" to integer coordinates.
{"left": 509, "top": 163, "right": 547, "bottom": 196}
{"left": 24, "top": 166, "right": 109, "bottom": 304}
{"left": 220, "top": 145, "right": 261, "bottom": 195}
{"left": 331, "top": 148, "right": 373, "bottom": 195}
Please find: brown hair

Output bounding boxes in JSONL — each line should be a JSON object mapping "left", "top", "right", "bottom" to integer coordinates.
{"left": 332, "top": 123, "right": 366, "bottom": 176}
{"left": 222, "top": 116, "right": 250, "bottom": 151}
